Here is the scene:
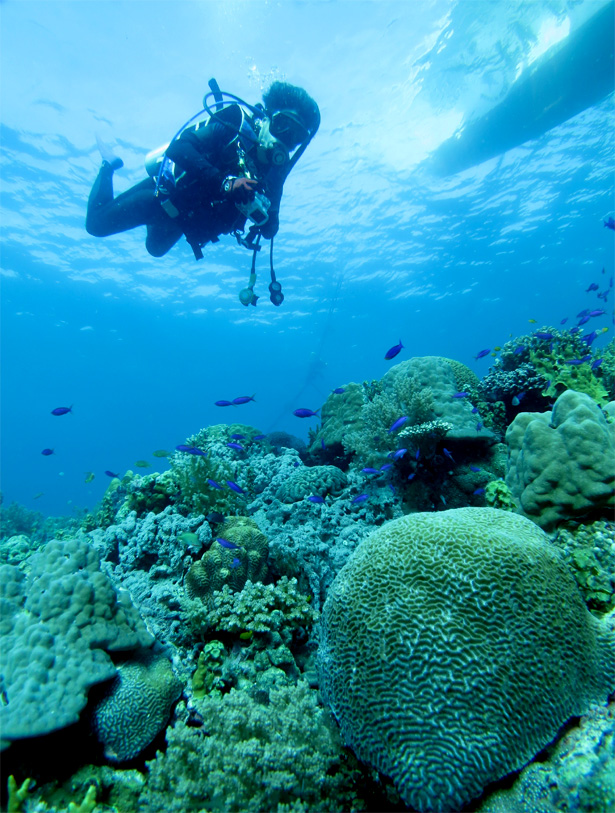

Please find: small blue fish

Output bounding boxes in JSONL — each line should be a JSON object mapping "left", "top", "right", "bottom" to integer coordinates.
{"left": 415, "top": 448, "right": 420, "bottom": 460}
{"left": 469, "top": 465, "right": 481, "bottom": 472}
{"left": 476, "top": 422, "right": 483, "bottom": 432}
{"left": 51, "top": 405, "right": 72, "bottom": 416}
{"left": 578, "top": 315, "right": 591, "bottom": 326}
{"left": 591, "top": 358, "right": 603, "bottom": 370}
{"left": 321, "top": 439, "right": 326, "bottom": 450}
{"left": 226, "top": 443, "right": 244, "bottom": 451}
{"left": 41, "top": 448, "right": 55, "bottom": 456}
{"left": 393, "top": 448, "right": 407, "bottom": 459}
{"left": 207, "top": 478, "right": 222, "bottom": 489}
{"left": 216, "top": 537, "right": 240, "bottom": 550}
{"left": 513, "top": 346, "right": 526, "bottom": 355}
{"left": 604, "top": 217, "right": 615, "bottom": 230}
{"left": 471, "top": 407, "right": 479, "bottom": 414}
{"left": 380, "top": 464, "right": 393, "bottom": 471}
{"left": 443, "top": 448, "right": 455, "bottom": 463}
{"left": 564, "top": 357, "right": 590, "bottom": 366}
{"left": 407, "top": 472, "right": 416, "bottom": 481}
{"left": 474, "top": 349, "right": 490, "bottom": 360}
{"left": 230, "top": 434, "right": 246, "bottom": 440}
{"left": 582, "top": 332, "right": 598, "bottom": 346}
{"left": 473, "top": 488, "right": 486, "bottom": 496}
{"left": 231, "top": 557, "right": 241, "bottom": 569}
{"left": 176, "top": 445, "right": 207, "bottom": 456}
{"left": 352, "top": 493, "right": 369, "bottom": 504}
{"left": 452, "top": 392, "right": 468, "bottom": 399}
{"left": 293, "top": 408, "right": 320, "bottom": 418}
{"left": 215, "top": 400, "right": 233, "bottom": 407}
{"left": 384, "top": 339, "right": 404, "bottom": 360}
{"left": 388, "top": 483, "right": 396, "bottom": 494}
{"left": 104, "top": 470, "right": 119, "bottom": 478}
{"left": 332, "top": 387, "right": 345, "bottom": 394}
{"left": 226, "top": 481, "right": 245, "bottom": 494}
{"left": 307, "top": 495, "right": 325, "bottom": 503}
{"left": 585, "top": 283, "right": 599, "bottom": 292}
{"left": 589, "top": 309, "right": 606, "bottom": 318}
{"left": 569, "top": 326, "right": 581, "bottom": 334}
{"left": 577, "top": 309, "right": 590, "bottom": 318}
{"left": 253, "top": 434, "right": 267, "bottom": 441}
{"left": 361, "top": 467, "right": 381, "bottom": 474}
{"left": 388, "top": 416, "right": 408, "bottom": 433}
{"left": 534, "top": 332, "right": 553, "bottom": 340}
{"left": 232, "top": 395, "right": 255, "bottom": 405}
{"left": 560, "top": 317, "right": 568, "bottom": 325}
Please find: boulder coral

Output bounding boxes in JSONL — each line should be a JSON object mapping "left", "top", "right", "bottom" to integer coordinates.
{"left": 506, "top": 389, "right": 615, "bottom": 529}
{"left": 318, "top": 507, "right": 615, "bottom": 813}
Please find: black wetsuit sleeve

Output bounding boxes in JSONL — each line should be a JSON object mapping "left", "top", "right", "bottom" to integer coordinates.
{"left": 165, "top": 126, "right": 227, "bottom": 200}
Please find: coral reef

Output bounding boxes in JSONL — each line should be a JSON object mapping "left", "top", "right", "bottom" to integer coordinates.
{"left": 0, "top": 536, "right": 153, "bottom": 748}
{"left": 318, "top": 507, "right": 615, "bottom": 813}
{"left": 141, "top": 682, "right": 358, "bottom": 813}
{"left": 506, "top": 389, "right": 615, "bottom": 529}
{"left": 478, "top": 702, "right": 615, "bottom": 813}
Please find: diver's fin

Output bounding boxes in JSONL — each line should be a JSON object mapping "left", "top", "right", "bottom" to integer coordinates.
{"left": 95, "top": 134, "right": 124, "bottom": 171}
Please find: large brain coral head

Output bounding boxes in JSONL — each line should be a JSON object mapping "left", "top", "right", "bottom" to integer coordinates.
{"left": 318, "top": 507, "right": 615, "bottom": 813}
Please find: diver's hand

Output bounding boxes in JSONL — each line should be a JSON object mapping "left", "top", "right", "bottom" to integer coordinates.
{"left": 226, "top": 177, "right": 258, "bottom": 204}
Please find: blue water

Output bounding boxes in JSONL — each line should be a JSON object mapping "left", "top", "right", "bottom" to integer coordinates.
{"left": 1, "top": 0, "right": 613, "bottom": 516}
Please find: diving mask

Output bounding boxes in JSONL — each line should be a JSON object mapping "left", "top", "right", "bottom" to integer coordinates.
{"left": 269, "top": 110, "right": 309, "bottom": 149}
{"left": 256, "top": 118, "right": 290, "bottom": 166}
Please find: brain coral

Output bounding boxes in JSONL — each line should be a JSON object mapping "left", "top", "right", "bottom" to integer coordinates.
{"left": 506, "top": 389, "right": 615, "bottom": 529}
{"left": 276, "top": 465, "right": 348, "bottom": 503}
{"left": 318, "top": 507, "right": 615, "bottom": 813}
{"left": 185, "top": 517, "right": 269, "bottom": 605}
{"left": 90, "top": 649, "right": 183, "bottom": 762}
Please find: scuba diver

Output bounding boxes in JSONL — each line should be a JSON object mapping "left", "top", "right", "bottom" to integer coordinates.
{"left": 86, "top": 80, "right": 320, "bottom": 305}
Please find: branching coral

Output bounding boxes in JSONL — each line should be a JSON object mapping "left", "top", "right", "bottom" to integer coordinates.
{"left": 141, "top": 682, "right": 358, "bottom": 813}
{"left": 205, "top": 577, "right": 319, "bottom": 634}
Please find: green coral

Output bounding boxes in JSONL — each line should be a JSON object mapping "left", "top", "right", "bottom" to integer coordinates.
{"left": 142, "top": 682, "right": 359, "bottom": 813}
{"left": 552, "top": 521, "right": 615, "bottom": 614}
{"left": 484, "top": 479, "right": 517, "bottom": 511}
{"left": 192, "top": 640, "right": 226, "bottom": 698}
{"left": 206, "top": 577, "right": 319, "bottom": 634}
{"left": 528, "top": 327, "right": 609, "bottom": 404}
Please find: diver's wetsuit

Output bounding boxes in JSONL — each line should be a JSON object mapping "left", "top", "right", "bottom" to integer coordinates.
{"left": 86, "top": 115, "right": 285, "bottom": 258}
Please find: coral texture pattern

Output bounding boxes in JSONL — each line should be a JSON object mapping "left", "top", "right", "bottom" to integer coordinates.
{"left": 318, "top": 507, "right": 615, "bottom": 813}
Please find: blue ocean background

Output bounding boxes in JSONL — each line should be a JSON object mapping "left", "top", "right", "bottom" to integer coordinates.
{"left": 1, "top": 0, "right": 613, "bottom": 518}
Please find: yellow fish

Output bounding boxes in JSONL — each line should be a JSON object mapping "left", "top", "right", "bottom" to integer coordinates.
{"left": 152, "top": 449, "right": 170, "bottom": 458}
{"left": 84, "top": 472, "right": 95, "bottom": 483}
{"left": 135, "top": 460, "right": 151, "bottom": 468}
{"left": 239, "top": 631, "right": 253, "bottom": 641}
{"left": 528, "top": 318, "right": 537, "bottom": 323}
{"left": 493, "top": 346, "right": 501, "bottom": 351}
